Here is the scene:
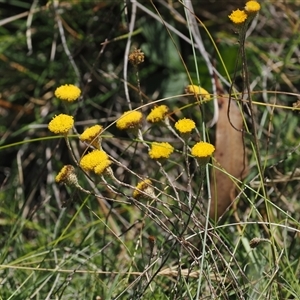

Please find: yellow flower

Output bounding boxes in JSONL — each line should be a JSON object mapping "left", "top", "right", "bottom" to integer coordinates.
{"left": 146, "top": 105, "right": 169, "bottom": 123}
{"left": 149, "top": 142, "right": 174, "bottom": 160}
{"left": 191, "top": 142, "right": 215, "bottom": 166}
{"left": 228, "top": 9, "right": 248, "bottom": 24}
{"left": 54, "top": 84, "right": 81, "bottom": 102}
{"left": 55, "top": 165, "right": 78, "bottom": 186}
{"left": 116, "top": 111, "right": 143, "bottom": 130}
{"left": 185, "top": 85, "right": 210, "bottom": 100}
{"left": 48, "top": 114, "right": 74, "bottom": 134}
{"left": 80, "top": 150, "right": 109, "bottom": 172}
{"left": 133, "top": 179, "right": 155, "bottom": 200}
{"left": 175, "top": 118, "right": 195, "bottom": 134}
{"left": 80, "top": 125, "right": 103, "bottom": 148}
{"left": 94, "top": 159, "right": 112, "bottom": 175}
{"left": 245, "top": 1, "right": 260, "bottom": 13}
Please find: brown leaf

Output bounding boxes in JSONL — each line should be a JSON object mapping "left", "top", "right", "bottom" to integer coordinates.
{"left": 209, "top": 94, "right": 247, "bottom": 221}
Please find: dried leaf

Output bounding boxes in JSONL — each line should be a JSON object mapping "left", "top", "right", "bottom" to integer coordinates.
{"left": 209, "top": 94, "right": 247, "bottom": 221}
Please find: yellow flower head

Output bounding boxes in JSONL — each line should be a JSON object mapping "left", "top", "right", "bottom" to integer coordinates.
{"left": 48, "top": 114, "right": 74, "bottom": 134}
{"left": 80, "top": 150, "right": 109, "bottom": 172}
{"left": 191, "top": 141, "right": 215, "bottom": 164}
{"left": 185, "top": 85, "right": 210, "bottom": 100}
{"left": 80, "top": 125, "right": 103, "bottom": 148}
{"left": 228, "top": 9, "right": 248, "bottom": 24}
{"left": 146, "top": 105, "right": 169, "bottom": 123}
{"left": 54, "top": 84, "right": 81, "bottom": 102}
{"left": 175, "top": 118, "right": 196, "bottom": 134}
{"left": 55, "top": 165, "right": 78, "bottom": 186}
{"left": 94, "top": 159, "right": 112, "bottom": 175}
{"left": 149, "top": 142, "right": 174, "bottom": 160}
{"left": 245, "top": 1, "right": 260, "bottom": 13}
{"left": 133, "top": 179, "right": 155, "bottom": 200}
{"left": 116, "top": 111, "right": 143, "bottom": 130}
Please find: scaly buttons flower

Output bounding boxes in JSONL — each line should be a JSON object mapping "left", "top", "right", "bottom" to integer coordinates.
{"left": 94, "top": 159, "right": 112, "bottom": 175}
{"left": 175, "top": 118, "right": 196, "bottom": 134}
{"left": 149, "top": 142, "right": 174, "bottom": 160}
{"left": 228, "top": 9, "right": 248, "bottom": 24}
{"left": 191, "top": 142, "right": 215, "bottom": 158}
{"left": 133, "top": 179, "right": 154, "bottom": 199}
{"left": 80, "top": 125, "right": 103, "bottom": 148}
{"left": 146, "top": 105, "right": 169, "bottom": 123}
{"left": 54, "top": 84, "right": 81, "bottom": 102}
{"left": 128, "top": 48, "right": 145, "bottom": 66}
{"left": 185, "top": 85, "right": 210, "bottom": 100}
{"left": 55, "top": 165, "right": 78, "bottom": 186}
{"left": 48, "top": 114, "right": 74, "bottom": 134}
{"left": 116, "top": 111, "right": 143, "bottom": 130}
{"left": 80, "top": 150, "right": 109, "bottom": 172}
{"left": 245, "top": 1, "right": 260, "bottom": 13}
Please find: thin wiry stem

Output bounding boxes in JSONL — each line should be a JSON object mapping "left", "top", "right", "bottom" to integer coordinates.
{"left": 53, "top": 0, "right": 80, "bottom": 83}
{"left": 123, "top": 0, "right": 137, "bottom": 110}
{"left": 238, "top": 19, "right": 279, "bottom": 281}
{"left": 26, "top": 0, "right": 38, "bottom": 55}
{"left": 182, "top": 0, "right": 219, "bottom": 127}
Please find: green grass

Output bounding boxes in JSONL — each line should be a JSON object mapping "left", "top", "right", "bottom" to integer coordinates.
{"left": 1, "top": 1, "right": 300, "bottom": 299}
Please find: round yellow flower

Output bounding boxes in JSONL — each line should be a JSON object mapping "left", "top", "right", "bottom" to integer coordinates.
{"left": 80, "top": 150, "right": 109, "bottom": 172}
{"left": 80, "top": 125, "right": 103, "bottom": 148}
{"left": 80, "top": 125, "right": 103, "bottom": 141}
{"left": 116, "top": 111, "right": 143, "bottom": 130}
{"left": 175, "top": 118, "right": 196, "bottom": 134}
{"left": 133, "top": 179, "right": 154, "bottom": 199}
{"left": 94, "top": 159, "right": 112, "bottom": 175}
{"left": 245, "top": 1, "right": 260, "bottom": 13}
{"left": 54, "top": 84, "right": 81, "bottom": 102}
{"left": 228, "top": 9, "right": 248, "bottom": 24}
{"left": 185, "top": 85, "right": 210, "bottom": 100}
{"left": 149, "top": 142, "right": 174, "bottom": 160}
{"left": 191, "top": 142, "right": 215, "bottom": 158}
{"left": 146, "top": 105, "right": 169, "bottom": 123}
{"left": 48, "top": 114, "right": 74, "bottom": 134}
{"left": 55, "top": 165, "right": 78, "bottom": 186}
